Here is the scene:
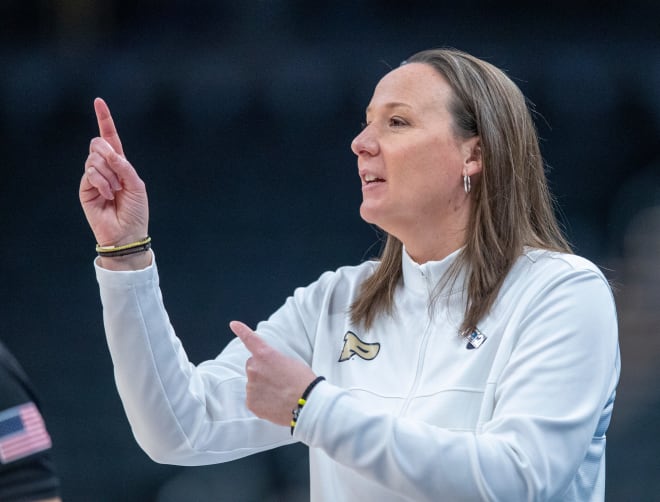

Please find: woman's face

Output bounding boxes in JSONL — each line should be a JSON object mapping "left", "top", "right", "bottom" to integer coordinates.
{"left": 351, "top": 62, "right": 480, "bottom": 248}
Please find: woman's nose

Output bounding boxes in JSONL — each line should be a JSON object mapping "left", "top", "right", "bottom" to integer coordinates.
{"left": 351, "top": 126, "right": 377, "bottom": 156}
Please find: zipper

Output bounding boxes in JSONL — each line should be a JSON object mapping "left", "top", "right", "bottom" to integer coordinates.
{"left": 398, "top": 271, "right": 435, "bottom": 416}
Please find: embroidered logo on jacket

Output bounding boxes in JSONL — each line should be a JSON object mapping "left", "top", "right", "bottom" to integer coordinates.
{"left": 338, "top": 331, "right": 381, "bottom": 362}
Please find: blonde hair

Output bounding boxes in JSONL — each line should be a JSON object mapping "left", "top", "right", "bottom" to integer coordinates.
{"left": 350, "top": 48, "right": 572, "bottom": 334}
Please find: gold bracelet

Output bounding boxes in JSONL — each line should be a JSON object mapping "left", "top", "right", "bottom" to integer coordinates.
{"left": 96, "top": 236, "right": 151, "bottom": 257}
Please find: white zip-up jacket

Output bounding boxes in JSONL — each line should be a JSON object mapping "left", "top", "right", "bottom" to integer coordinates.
{"left": 95, "top": 247, "right": 619, "bottom": 501}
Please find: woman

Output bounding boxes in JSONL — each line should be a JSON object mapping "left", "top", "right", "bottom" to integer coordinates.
{"left": 80, "top": 48, "right": 620, "bottom": 501}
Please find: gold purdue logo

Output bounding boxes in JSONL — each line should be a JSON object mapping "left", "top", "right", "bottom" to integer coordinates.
{"left": 338, "top": 331, "right": 381, "bottom": 362}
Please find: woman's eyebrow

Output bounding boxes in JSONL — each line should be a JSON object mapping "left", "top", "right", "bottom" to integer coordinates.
{"left": 365, "top": 102, "right": 413, "bottom": 115}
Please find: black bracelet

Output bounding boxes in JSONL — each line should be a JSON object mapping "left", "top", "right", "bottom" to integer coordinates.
{"left": 290, "top": 376, "right": 325, "bottom": 435}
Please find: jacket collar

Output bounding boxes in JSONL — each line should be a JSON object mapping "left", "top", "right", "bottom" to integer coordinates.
{"left": 401, "top": 246, "right": 465, "bottom": 296}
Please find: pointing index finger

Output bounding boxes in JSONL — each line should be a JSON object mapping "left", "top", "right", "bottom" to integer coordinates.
{"left": 94, "top": 97, "right": 124, "bottom": 157}
{"left": 230, "top": 321, "right": 267, "bottom": 355}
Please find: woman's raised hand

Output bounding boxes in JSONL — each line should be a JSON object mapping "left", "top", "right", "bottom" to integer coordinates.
{"left": 80, "top": 98, "right": 151, "bottom": 269}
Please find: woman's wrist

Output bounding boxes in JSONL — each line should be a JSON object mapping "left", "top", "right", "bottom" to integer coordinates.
{"left": 95, "top": 235, "right": 152, "bottom": 271}
{"left": 98, "top": 249, "right": 153, "bottom": 271}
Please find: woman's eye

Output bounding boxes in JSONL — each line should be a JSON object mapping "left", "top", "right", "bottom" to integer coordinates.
{"left": 360, "top": 122, "right": 369, "bottom": 130}
{"left": 389, "top": 117, "right": 407, "bottom": 127}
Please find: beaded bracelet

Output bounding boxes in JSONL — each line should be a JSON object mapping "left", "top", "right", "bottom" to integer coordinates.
{"left": 290, "top": 376, "right": 326, "bottom": 435}
{"left": 96, "top": 236, "right": 152, "bottom": 258}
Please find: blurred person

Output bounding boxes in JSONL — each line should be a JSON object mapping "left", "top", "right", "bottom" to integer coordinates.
{"left": 79, "top": 48, "right": 620, "bottom": 501}
{"left": 0, "top": 340, "right": 61, "bottom": 502}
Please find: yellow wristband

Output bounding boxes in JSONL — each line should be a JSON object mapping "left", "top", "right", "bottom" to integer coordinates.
{"left": 96, "top": 237, "right": 152, "bottom": 257}
{"left": 96, "top": 236, "right": 151, "bottom": 253}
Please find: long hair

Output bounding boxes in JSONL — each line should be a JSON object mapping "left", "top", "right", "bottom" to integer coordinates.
{"left": 350, "top": 48, "right": 572, "bottom": 334}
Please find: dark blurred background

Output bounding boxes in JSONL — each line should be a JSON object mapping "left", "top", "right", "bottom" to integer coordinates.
{"left": 0, "top": 1, "right": 658, "bottom": 501}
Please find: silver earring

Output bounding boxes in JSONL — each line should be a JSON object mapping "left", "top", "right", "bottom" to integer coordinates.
{"left": 463, "top": 174, "right": 471, "bottom": 194}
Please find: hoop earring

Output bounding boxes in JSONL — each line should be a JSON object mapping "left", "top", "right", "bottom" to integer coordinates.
{"left": 463, "top": 174, "right": 471, "bottom": 194}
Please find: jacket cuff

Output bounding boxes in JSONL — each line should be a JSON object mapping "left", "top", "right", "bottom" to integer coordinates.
{"left": 94, "top": 252, "right": 158, "bottom": 289}
{"left": 293, "top": 380, "right": 349, "bottom": 446}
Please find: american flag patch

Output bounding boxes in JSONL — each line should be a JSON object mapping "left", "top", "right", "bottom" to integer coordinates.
{"left": 0, "top": 402, "right": 52, "bottom": 464}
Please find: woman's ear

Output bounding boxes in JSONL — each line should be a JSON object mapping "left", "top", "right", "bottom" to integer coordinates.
{"left": 463, "top": 136, "right": 482, "bottom": 176}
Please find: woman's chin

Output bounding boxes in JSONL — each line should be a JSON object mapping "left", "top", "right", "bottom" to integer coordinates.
{"left": 360, "top": 205, "right": 396, "bottom": 234}
{"left": 359, "top": 204, "right": 381, "bottom": 226}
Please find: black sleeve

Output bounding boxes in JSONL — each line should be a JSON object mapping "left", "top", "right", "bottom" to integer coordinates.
{"left": 0, "top": 340, "right": 61, "bottom": 501}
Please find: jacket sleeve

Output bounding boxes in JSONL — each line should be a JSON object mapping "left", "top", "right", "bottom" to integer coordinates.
{"left": 95, "top": 256, "right": 313, "bottom": 465}
{"left": 293, "top": 266, "right": 620, "bottom": 501}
